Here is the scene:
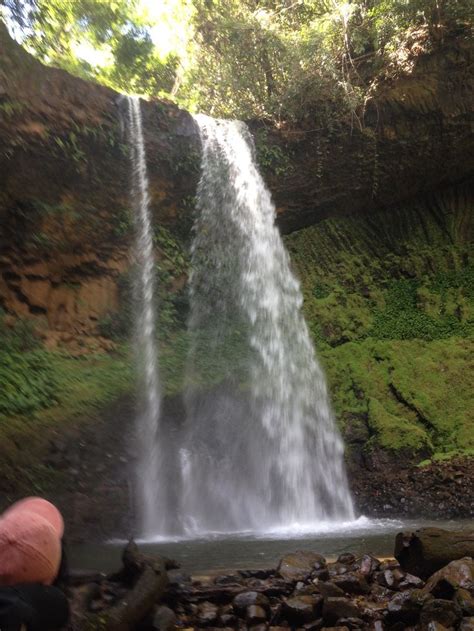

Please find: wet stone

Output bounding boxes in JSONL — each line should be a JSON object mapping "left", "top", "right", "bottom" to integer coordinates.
{"left": 336, "top": 617, "right": 365, "bottom": 629}
{"left": 425, "top": 622, "right": 450, "bottom": 631}
{"left": 247, "top": 604, "right": 267, "bottom": 625}
{"left": 377, "top": 569, "right": 397, "bottom": 589}
{"left": 240, "top": 569, "right": 275, "bottom": 580}
{"left": 398, "top": 573, "right": 424, "bottom": 590}
{"left": 294, "top": 584, "right": 319, "bottom": 596}
{"left": 314, "top": 581, "right": 345, "bottom": 598}
{"left": 386, "top": 590, "right": 422, "bottom": 625}
{"left": 332, "top": 572, "right": 370, "bottom": 595}
{"left": 337, "top": 554, "right": 356, "bottom": 566}
{"left": 420, "top": 598, "right": 462, "bottom": 630}
{"left": 233, "top": 591, "right": 270, "bottom": 614}
{"left": 152, "top": 605, "right": 176, "bottom": 631}
{"left": 282, "top": 594, "right": 323, "bottom": 624}
{"left": 167, "top": 569, "right": 192, "bottom": 585}
{"left": 303, "top": 619, "right": 324, "bottom": 630}
{"left": 219, "top": 613, "right": 238, "bottom": 626}
{"left": 359, "top": 554, "right": 380, "bottom": 577}
{"left": 278, "top": 551, "right": 327, "bottom": 582}
{"left": 197, "top": 601, "right": 219, "bottom": 626}
{"left": 423, "top": 559, "right": 474, "bottom": 595}
{"left": 214, "top": 574, "right": 242, "bottom": 585}
{"left": 380, "top": 560, "right": 400, "bottom": 572}
{"left": 456, "top": 588, "right": 474, "bottom": 616}
{"left": 322, "top": 598, "right": 360, "bottom": 625}
{"left": 328, "top": 563, "right": 350, "bottom": 577}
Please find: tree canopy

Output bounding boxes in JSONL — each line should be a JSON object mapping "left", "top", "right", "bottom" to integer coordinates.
{"left": 1, "top": 0, "right": 472, "bottom": 121}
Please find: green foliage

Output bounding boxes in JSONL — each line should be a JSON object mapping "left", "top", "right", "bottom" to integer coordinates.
{"left": 0, "top": 351, "right": 57, "bottom": 415}
{"left": 3, "top": 0, "right": 178, "bottom": 96}
{"left": 181, "top": 0, "right": 472, "bottom": 121}
{"left": 255, "top": 127, "right": 293, "bottom": 176}
{"left": 370, "top": 278, "right": 471, "bottom": 340}
{"left": 154, "top": 225, "right": 190, "bottom": 332}
{"left": 4, "top": 0, "right": 472, "bottom": 120}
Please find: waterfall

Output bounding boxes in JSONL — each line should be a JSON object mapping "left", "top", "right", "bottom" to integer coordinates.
{"left": 181, "top": 116, "right": 354, "bottom": 533}
{"left": 126, "top": 96, "right": 163, "bottom": 537}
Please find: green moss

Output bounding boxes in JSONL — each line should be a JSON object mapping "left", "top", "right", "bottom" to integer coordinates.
{"left": 286, "top": 186, "right": 473, "bottom": 349}
{"left": 367, "top": 397, "right": 432, "bottom": 452}
{"left": 321, "top": 337, "right": 473, "bottom": 458}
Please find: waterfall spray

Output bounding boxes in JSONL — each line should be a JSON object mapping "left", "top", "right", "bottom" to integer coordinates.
{"left": 181, "top": 116, "right": 354, "bottom": 533}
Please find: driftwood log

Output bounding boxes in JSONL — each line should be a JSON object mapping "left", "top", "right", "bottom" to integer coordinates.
{"left": 79, "top": 541, "right": 169, "bottom": 631}
{"left": 395, "top": 527, "right": 474, "bottom": 579}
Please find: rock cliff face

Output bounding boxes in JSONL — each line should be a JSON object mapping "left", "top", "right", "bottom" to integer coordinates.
{"left": 0, "top": 22, "right": 198, "bottom": 340}
{"left": 0, "top": 22, "right": 472, "bottom": 336}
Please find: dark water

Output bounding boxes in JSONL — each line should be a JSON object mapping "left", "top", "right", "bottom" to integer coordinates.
{"left": 69, "top": 517, "right": 472, "bottom": 575}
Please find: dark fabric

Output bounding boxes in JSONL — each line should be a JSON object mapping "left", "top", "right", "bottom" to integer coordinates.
{"left": 0, "top": 584, "right": 69, "bottom": 630}
{"left": 54, "top": 540, "right": 70, "bottom": 590}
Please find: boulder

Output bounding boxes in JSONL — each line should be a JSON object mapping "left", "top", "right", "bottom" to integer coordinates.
{"left": 314, "top": 581, "right": 346, "bottom": 598}
{"left": 420, "top": 598, "right": 462, "bottom": 630}
{"left": 322, "top": 598, "right": 360, "bottom": 624}
{"left": 358, "top": 554, "right": 380, "bottom": 577}
{"left": 278, "top": 551, "right": 326, "bottom": 581}
{"left": 247, "top": 604, "right": 267, "bottom": 625}
{"left": 328, "top": 563, "right": 350, "bottom": 577}
{"left": 332, "top": 572, "right": 370, "bottom": 595}
{"left": 302, "top": 620, "right": 324, "bottom": 630}
{"left": 455, "top": 589, "right": 474, "bottom": 617}
{"left": 196, "top": 601, "right": 218, "bottom": 626}
{"left": 282, "top": 594, "right": 323, "bottom": 624}
{"left": 233, "top": 591, "right": 270, "bottom": 614}
{"left": 152, "top": 605, "right": 176, "bottom": 631}
{"left": 386, "top": 590, "right": 425, "bottom": 624}
{"left": 337, "top": 554, "right": 356, "bottom": 566}
{"left": 312, "top": 568, "right": 331, "bottom": 581}
{"left": 423, "top": 558, "right": 474, "bottom": 596}
{"left": 395, "top": 529, "right": 474, "bottom": 579}
{"left": 336, "top": 617, "right": 365, "bottom": 629}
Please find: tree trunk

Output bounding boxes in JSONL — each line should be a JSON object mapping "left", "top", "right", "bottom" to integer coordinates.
{"left": 394, "top": 527, "right": 474, "bottom": 579}
{"left": 81, "top": 542, "right": 169, "bottom": 631}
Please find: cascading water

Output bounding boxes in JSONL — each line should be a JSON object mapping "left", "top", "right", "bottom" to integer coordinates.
{"left": 181, "top": 115, "right": 354, "bottom": 534}
{"left": 126, "top": 96, "right": 163, "bottom": 537}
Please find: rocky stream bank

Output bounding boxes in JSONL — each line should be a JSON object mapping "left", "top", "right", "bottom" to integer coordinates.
{"left": 67, "top": 529, "right": 474, "bottom": 631}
